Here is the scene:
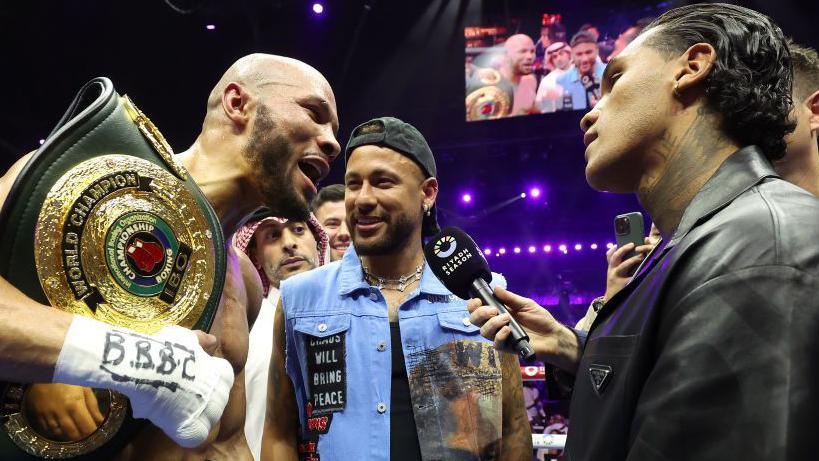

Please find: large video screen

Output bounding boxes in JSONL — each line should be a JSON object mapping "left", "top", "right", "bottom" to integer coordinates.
{"left": 465, "top": 11, "right": 658, "bottom": 121}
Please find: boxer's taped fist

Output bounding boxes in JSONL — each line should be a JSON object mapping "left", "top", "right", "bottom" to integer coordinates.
{"left": 54, "top": 316, "right": 234, "bottom": 448}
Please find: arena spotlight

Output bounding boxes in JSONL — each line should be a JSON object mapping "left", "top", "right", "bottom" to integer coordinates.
{"left": 528, "top": 245, "right": 536, "bottom": 253}
{"left": 529, "top": 187, "right": 541, "bottom": 198}
{"left": 312, "top": 3, "right": 324, "bottom": 14}
{"left": 543, "top": 245, "right": 552, "bottom": 253}
{"left": 483, "top": 248, "right": 492, "bottom": 255}
{"left": 574, "top": 244, "right": 582, "bottom": 251}
{"left": 513, "top": 247, "right": 521, "bottom": 254}
{"left": 461, "top": 193, "right": 472, "bottom": 204}
{"left": 590, "top": 243, "right": 598, "bottom": 250}
{"left": 499, "top": 248, "right": 507, "bottom": 255}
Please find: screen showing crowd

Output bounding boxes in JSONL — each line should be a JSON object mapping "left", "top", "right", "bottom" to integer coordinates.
{"left": 465, "top": 14, "right": 655, "bottom": 121}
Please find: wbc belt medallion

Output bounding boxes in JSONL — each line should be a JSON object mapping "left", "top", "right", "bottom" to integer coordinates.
{"left": 35, "top": 154, "right": 216, "bottom": 332}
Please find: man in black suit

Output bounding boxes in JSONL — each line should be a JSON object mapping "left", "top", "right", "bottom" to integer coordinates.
{"left": 469, "top": 4, "right": 819, "bottom": 460}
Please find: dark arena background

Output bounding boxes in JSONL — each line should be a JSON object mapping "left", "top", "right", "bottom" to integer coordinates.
{"left": 1, "top": 1, "right": 817, "bottom": 459}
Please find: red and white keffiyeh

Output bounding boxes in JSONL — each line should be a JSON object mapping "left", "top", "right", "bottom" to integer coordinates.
{"left": 233, "top": 212, "right": 329, "bottom": 296}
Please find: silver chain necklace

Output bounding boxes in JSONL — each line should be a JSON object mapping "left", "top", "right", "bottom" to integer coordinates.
{"left": 361, "top": 261, "right": 424, "bottom": 292}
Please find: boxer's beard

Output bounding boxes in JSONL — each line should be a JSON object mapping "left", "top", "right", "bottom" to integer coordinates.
{"left": 244, "top": 104, "right": 310, "bottom": 221}
{"left": 352, "top": 211, "right": 415, "bottom": 256}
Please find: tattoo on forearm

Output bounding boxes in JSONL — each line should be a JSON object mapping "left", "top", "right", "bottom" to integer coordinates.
{"left": 500, "top": 353, "right": 532, "bottom": 460}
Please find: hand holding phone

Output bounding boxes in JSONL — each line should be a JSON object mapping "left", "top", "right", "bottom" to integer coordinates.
{"left": 614, "top": 212, "right": 645, "bottom": 277}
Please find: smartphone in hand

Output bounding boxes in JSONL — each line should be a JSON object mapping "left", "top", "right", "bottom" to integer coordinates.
{"left": 614, "top": 212, "right": 645, "bottom": 276}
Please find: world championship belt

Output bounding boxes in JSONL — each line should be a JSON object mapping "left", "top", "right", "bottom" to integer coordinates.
{"left": 465, "top": 68, "right": 513, "bottom": 121}
{"left": 0, "top": 77, "right": 226, "bottom": 459}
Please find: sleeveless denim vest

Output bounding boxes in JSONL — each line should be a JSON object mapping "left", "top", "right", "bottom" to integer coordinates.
{"left": 281, "top": 246, "right": 507, "bottom": 460}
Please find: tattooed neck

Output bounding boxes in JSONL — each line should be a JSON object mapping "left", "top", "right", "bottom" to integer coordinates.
{"left": 637, "top": 106, "right": 739, "bottom": 240}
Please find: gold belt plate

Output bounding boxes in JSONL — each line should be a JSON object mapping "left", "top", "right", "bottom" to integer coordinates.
{"left": 35, "top": 155, "right": 216, "bottom": 333}
{"left": 466, "top": 85, "right": 512, "bottom": 121}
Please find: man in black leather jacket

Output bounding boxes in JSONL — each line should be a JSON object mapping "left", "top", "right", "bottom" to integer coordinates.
{"left": 469, "top": 4, "right": 819, "bottom": 460}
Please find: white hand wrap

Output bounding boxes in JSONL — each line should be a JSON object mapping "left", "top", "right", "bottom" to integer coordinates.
{"left": 53, "top": 315, "right": 234, "bottom": 448}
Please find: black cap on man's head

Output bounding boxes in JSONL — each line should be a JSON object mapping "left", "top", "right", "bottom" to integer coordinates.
{"left": 344, "top": 117, "right": 440, "bottom": 237}
{"left": 571, "top": 30, "right": 597, "bottom": 47}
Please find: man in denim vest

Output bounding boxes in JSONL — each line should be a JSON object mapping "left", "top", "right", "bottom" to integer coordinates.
{"left": 268, "top": 117, "right": 531, "bottom": 460}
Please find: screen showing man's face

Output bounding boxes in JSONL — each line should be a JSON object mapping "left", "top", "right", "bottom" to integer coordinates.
{"left": 551, "top": 48, "right": 572, "bottom": 70}
{"left": 573, "top": 42, "right": 599, "bottom": 74}
{"left": 507, "top": 37, "right": 536, "bottom": 75}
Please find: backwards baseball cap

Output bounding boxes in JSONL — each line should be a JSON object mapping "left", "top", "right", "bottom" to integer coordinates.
{"left": 570, "top": 30, "right": 598, "bottom": 47}
{"left": 344, "top": 116, "right": 440, "bottom": 237}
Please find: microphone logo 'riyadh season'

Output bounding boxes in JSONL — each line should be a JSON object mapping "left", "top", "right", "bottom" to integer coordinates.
{"left": 434, "top": 239, "right": 475, "bottom": 276}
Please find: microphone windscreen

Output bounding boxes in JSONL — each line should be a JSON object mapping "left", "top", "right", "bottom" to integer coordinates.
{"left": 423, "top": 226, "right": 491, "bottom": 299}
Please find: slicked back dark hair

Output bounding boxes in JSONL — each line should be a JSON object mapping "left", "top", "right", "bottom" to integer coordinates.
{"left": 643, "top": 3, "right": 795, "bottom": 160}
{"left": 311, "top": 183, "right": 345, "bottom": 211}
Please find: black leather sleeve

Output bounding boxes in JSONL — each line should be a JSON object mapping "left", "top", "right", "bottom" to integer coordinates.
{"left": 628, "top": 265, "right": 819, "bottom": 460}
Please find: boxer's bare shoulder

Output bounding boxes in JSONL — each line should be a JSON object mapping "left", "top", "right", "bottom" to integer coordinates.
{"left": 0, "top": 153, "right": 34, "bottom": 208}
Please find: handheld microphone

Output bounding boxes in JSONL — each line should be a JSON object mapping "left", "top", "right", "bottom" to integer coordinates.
{"left": 423, "top": 227, "right": 536, "bottom": 360}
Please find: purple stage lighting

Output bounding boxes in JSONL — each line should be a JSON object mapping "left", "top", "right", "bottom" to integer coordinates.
{"left": 312, "top": 3, "right": 324, "bottom": 14}
{"left": 39, "top": 139, "right": 45, "bottom": 145}
{"left": 529, "top": 187, "right": 541, "bottom": 198}
{"left": 205, "top": 24, "right": 216, "bottom": 30}
{"left": 462, "top": 193, "right": 472, "bottom": 203}
{"left": 477, "top": 241, "right": 618, "bottom": 256}
{"left": 520, "top": 192, "right": 527, "bottom": 199}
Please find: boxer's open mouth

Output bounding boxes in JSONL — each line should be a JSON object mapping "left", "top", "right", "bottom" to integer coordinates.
{"left": 298, "top": 156, "right": 329, "bottom": 188}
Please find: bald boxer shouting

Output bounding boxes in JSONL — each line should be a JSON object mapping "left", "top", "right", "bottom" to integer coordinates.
{"left": 1, "top": 53, "right": 340, "bottom": 460}
{"left": 116, "top": 54, "right": 340, "bottom": 461}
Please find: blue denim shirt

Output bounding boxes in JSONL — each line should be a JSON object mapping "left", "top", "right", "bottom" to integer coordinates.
{"left": 282, "top": 246, "right": 507, "bottom": 460}
{"left": 554, "top": 61, "right": 606, "bottom": 111}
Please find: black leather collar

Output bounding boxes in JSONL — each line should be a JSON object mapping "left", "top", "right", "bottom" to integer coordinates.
{"left": 669, "top": 145, "right": 779, "bottom": 246}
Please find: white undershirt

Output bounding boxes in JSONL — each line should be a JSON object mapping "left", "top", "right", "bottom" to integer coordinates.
{"left": 244, "top": 288, "right": 280, "bottom": 461}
